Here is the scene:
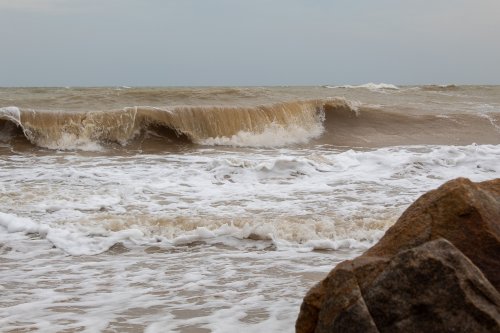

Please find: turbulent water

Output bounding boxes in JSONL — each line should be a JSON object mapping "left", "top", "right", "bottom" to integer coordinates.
{"left": 1, "top": 85, "right": 500, "bottom": 332}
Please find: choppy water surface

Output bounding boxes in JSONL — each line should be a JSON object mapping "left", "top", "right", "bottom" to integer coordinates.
{"left": 1, "top": 84, "right": 500, "bottom": 332}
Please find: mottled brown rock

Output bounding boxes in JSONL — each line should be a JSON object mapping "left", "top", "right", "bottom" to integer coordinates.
{"left": 296, "top": 178, "right": 500, "bottom": 333}
{"left": 365, "top": 177, "right": 500, "bottom": 289}
{"left": 364, "top": 239, "right": 500, "bottom": 333}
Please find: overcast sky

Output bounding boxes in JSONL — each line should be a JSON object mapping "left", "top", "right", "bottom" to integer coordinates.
{"left": 1, "top": 0, "right": 499, "bottom": 86}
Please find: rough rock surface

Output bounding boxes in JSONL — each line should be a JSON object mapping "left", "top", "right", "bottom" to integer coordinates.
{"left": 366, "top": 177, "right": 500, "bottom": 288}
{"left": 296, "top": 178, "right": 500, "bottom": 333}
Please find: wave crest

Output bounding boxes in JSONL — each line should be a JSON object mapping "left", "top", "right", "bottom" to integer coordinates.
{"left": 0, "top": 99, "right": 351, "bottom": 150}
{"left": 2, "top": 96, "right": 500, "bottom": 151}
{"left": 325, "top": 83, "right": 399, "bottom": 91}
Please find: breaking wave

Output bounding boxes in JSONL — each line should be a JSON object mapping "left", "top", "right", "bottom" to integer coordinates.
{"left": 0, "top": 100, "right": 337, "bottom": 150}
{"left": 1, "top": 97, "right": 500, "bottom": 151}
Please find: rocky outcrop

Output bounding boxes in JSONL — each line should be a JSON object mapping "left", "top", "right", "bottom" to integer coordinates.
{"left": 365, "top": 177, "right": 500, "bottom": 288}
{"left": 296, "top": 178, "right": 500, "bottom": 333}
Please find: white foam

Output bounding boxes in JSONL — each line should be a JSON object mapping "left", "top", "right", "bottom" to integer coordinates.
{"left": 304, "top": 232, "right": 384, "bottom": 251}
{"left": 0, "top": 240, "right": 352, "bottom": 332}
{"left": 0, "top": 212, "right": 46, "bottom": 234}
{"left": 38, "top": 132, "right": 105, "bottom": 151}
{"left": 327, "top": 83, "right": 400, "bottom": 91}
{"left": 0, "top": 211, "right": 144, "bottom": 255}
{"left": 200, "top": 122, "right": 324, "bottom": 147}
{"left": 2, "top": 143, "right": 500, "bottom": 256}
{"left": 2, "top": 143, "right": 500, "bottom": 332}
{"left": 0, "top": 106, "right": 22, "bottom": 124}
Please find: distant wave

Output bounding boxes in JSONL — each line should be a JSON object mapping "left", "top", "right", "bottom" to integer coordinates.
{"left": 325, "top": 83, "right": 399, "bottom": 91}
{"left": 419, "top": 84, "right": 460, "bottom": 92}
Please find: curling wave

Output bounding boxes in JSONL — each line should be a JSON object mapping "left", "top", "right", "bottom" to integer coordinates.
{"left": 0, "top": 100, "right": 339, "bottom": 150}
{"left": 1, "top": 98, "right": 500, "bottom": 151}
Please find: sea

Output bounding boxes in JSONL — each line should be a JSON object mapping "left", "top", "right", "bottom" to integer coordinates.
{"left": 1, "top": 84, "right": 499, "bottom": 332}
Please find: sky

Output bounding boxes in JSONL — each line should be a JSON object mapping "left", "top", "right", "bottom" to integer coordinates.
{"left": 1, "top": 0, "right": 499, "bottom": 86}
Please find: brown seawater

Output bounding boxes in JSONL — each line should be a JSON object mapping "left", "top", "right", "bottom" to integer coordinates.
{"left": 1, "top": 84, "right": 499, "bottom": 332}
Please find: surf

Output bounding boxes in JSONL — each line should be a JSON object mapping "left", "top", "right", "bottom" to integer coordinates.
{"left": 0, "top": 100, "right": 333, "bottom": 150}
{"left": 1, "top": 97, "right": 500, "bottom": 151}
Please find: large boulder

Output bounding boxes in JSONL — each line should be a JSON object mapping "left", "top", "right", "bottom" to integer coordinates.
{"left": 366, "top": 177, "right": 500, "bottom": 288}
{"left": 323, "top": 239, "right": 500, "bottom": 333}
{"left": 296, "top": 178, "right": 500, "bottom": 333}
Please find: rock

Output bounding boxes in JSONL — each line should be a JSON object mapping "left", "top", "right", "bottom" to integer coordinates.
{"left": 299, "top": 239, "right": 500, "bottom": 333}
{"left": 296, "top": 178, "right": 500, "bottom": 333}
{"left": 365, "top": 177, "right": 500, "bottom": 289}
{"left": 367, "top": 239, "right": 498, "bottom": 332}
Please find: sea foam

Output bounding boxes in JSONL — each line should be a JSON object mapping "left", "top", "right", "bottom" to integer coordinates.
{"left": 326, "top": 83, "right": 400, "bottom": 91}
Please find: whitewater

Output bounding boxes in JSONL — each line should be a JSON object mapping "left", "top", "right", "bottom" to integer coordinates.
{"left": 1, "top": 85, "right": 500, "bottom": 332}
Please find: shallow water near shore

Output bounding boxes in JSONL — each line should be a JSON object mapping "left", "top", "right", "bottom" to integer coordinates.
{"left": 1, "top": 85, "right": 500, "bottom": 332}
{"left": 1, "top": 238, "right": 360, "bottom": 333}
